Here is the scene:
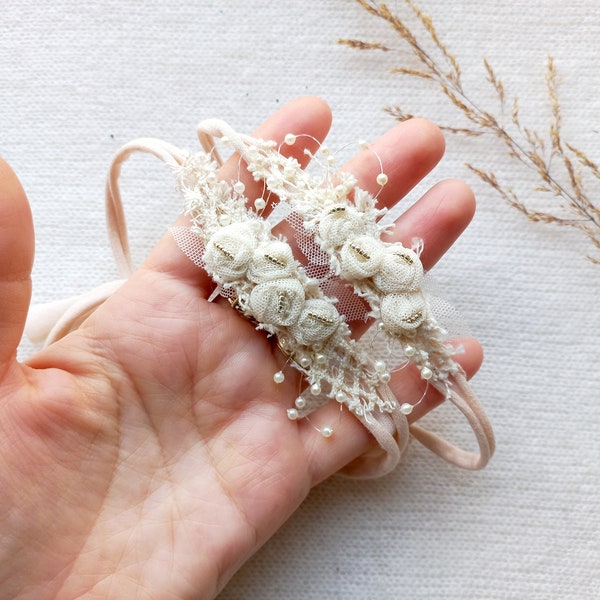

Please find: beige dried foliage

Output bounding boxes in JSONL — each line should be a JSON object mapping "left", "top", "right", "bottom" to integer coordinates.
{"left": 340, "top": 0, "right": 600, "bottom": 263}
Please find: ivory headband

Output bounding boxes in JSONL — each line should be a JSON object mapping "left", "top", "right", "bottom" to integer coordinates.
{"left": 25, "top": 120, "right": 495, "bottom": 478}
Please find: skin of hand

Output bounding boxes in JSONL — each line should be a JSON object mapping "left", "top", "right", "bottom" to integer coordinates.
{"left": 0, "top": 97, "right": 482, "bottom": 599}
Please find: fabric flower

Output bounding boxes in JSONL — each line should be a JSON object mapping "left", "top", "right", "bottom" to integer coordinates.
{"left": 318, "top": 204, "right": 363, "bottom": 248}
{"left": 203, "top": 223, "right": 258, "bottom": 282}
{"left": 339, "top": 235, "right": 383, "bottom": 280}
{"left": 247, "top": 240, "right": 296, "bottom": 283}
{"left": 289, "top": 298, "right": 340, "bottom": 345}
{"left": 372, "top": 244, "right": 424, "bottom": 293}
{"left": 249, "top": 278, "right": 305, "bottom": 327}
{"left": 380, "top": 291, "right": 427, "bottom": 332}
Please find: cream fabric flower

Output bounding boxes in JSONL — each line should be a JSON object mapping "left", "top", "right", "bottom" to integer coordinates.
{"left": 289, "top": 298, "right": 340, "bottom": 345}
{"left": 247, "top": 240, "right": 296, "bottom": 283}
{"left": 372, "top": 245, "right": 424, "bottom": 293}
{"left": 380, "top": 291, "right": 428, "bottom": 332}
{"left": 249, "top": 278, "right": 305, "bottom": 327}
{"left": 203, "top": 223, "right": 258, "bottom": 282}
{"left": 318, "top": 204, "right": 363, "bottom": 248}
{"left": 339, "top": 235, "right": 384, "bottom": 280}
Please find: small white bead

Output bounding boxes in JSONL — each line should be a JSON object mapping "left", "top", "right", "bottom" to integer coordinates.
{"left": 404, "top": 344, "right": 416, "bottom": 357}
{"left": 233, "top": 181, "right": 245, "bottom": 194}
{"left": 379, "top": 371, "right": 391, "bottom": 384}
{"left": 315, "top": 353, "right": 327, "bottom": 365}
{"left": 378, "top": 321, "right": 386, "bottom": 332}
{"left": 284, "top": 133, "right": 297, "bottom": 145}
{"left": 358, "top": 139, "right": 369, "bottom": 150}
{"left": 310, "top": 383, "right": 322, "bottom": 395}
{"left": 400, "top": 403, "right": 414, "bottom": 415}
{"left": 299, "top": 356, "right": 311, "bottom": 368}
{"left": 319, "top": 145, "right": 330, "bottom": 156}
{"left": 421, "top": 366, "right": 433, "bottom": 380}
{"left": 254, "top": 198, "right": 266, "bottom": 210}
{"left": 321, "top": 426, "right": 334, "bottom": 438}
{"left": 295, "top": 397, "right": 306, "bottom": 409}
{"left": 374, "top": 359, "right": 387, "bottom": 373}
{"left": 287, "top": 408, "right": 299, "bottom": 420}
{"left": 376, "top": 173, "right": 389, "bottom": 186}
{"left": 273, "top": 371, "right": 285, "bottom": 384}
{"left": 335, "top": 391, "right": 346, "bottom": 403}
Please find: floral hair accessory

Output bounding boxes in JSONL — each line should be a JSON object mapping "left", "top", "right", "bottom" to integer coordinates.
{"left": 173, "top": 120, "right": 494, "bottom": 476}
{"left": 25, "top": 120, "right": 495, "bottom": 478}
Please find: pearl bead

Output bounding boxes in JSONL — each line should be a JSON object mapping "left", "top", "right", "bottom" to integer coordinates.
{"left": 315, "top": 353, "right": 327, "bottom": 365}
{"left": 321, "top": 426, "right": 334, "bottom": 438}
{"left": 295, "top": 397, "right": 306, "bottom": 409}
{"left": 233, "top": 181, "right": 245, "bottom": 194}
{"left": 299, "top": 356, "right": 311, "bottom": 368}
{"left": 376, "top": 173, "right": 389, "bottom": 186}
{"left": 400, "top": 403, "right": 414, "bottom": 415}
{"left": 358, "top": 139, "right": 369, "bottom": 150}
{"left": 378, "top": 321, "right": 386, "bottom": 332}
{"left": 310, "top": 383, "right": 322, "bottom": 395}
{"left": 404, "top": 344, "right": 416, "bottom": 357}
{"left": 335, "top": 391, "right": 346, "bottom": 403}
{"left": 421, "top": 366, "right": 433, "bottom": 380}
{"left": 273, "top": 371, "right": 285, "bottom": 384}
{"left": 374, "top": 359, "right": 387, "bottom": 373}
{"left": 287, "top": 408, "right": 299, "bottom": 420}
{"left": 379, "top": 372, "right": 391, "bottom": 384}
{"left": 284, "top": 133, "right": 297, "bottom": 145}
{"left": 254, "top": 198, "right": 266, "bottom": 210}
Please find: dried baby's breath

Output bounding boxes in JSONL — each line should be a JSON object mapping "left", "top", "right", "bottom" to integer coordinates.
{"left": 340, "top": 0, "right": 600, "bottom": 263}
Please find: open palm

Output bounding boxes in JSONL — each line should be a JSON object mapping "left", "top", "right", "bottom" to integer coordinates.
{"left": 0, "top": 97, "right": 481, "bottom": 599}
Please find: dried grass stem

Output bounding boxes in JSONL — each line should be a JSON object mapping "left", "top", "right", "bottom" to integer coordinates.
{"left": 341, "top": 0, "right": 600, "bottom": 263}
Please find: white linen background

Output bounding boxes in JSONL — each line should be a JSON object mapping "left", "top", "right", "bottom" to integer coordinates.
{"left": 2, "top": 1, "right": 598, "bottom": 598}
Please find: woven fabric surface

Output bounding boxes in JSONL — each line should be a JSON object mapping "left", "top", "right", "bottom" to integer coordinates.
{"left": 3, "top": 1, "right": 599, "bottom": 598}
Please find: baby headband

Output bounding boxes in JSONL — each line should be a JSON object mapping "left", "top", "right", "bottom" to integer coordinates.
{"left": 25, "top": 120, "right": 495, "bottom": 478}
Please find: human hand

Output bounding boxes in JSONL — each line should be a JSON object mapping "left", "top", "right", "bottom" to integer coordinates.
{"left": 0, "top": 97, "right": 482, "bottom": 599}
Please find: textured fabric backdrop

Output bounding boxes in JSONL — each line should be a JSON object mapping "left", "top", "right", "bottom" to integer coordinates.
{"left": 3, "top": 1, "right": 599, "bottom": 598}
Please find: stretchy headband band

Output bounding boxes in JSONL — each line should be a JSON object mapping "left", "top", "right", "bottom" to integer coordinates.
{"left": 25, "top": 121, "right": 495, "bottom": 478}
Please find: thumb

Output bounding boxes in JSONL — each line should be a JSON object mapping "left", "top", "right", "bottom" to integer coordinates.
{"left": 0, "top": 158, "right": 34, "bottom": 370}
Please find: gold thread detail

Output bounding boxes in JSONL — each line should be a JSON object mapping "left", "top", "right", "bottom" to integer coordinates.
{"left": 264, "top": 254, "right": 287, "bottom": 268}
{"left": 307, "top": 311, "right": 335, "bottom": 325}
{"left": 349, "top": 243, "right": 370, "bottom": 262}
{"left": 214, "top": 242, "right": 234, "bottom": 260}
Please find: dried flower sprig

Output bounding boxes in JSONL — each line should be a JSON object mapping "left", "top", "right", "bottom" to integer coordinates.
{"left": 339, "top": 0, "right": 600, "bottom": 263}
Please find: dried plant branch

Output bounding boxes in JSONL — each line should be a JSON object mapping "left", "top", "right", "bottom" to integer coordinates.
{"left": 338, "top": 38, "right": 390, "bottom": 52}
{"left": 340, "top": 0, "right": 600, "bottom": 263}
